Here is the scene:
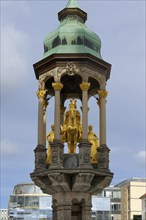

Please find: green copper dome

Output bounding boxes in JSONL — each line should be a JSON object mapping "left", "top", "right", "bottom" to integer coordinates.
{"left": 43, "top": 0, "right": 102, "bottom": 60}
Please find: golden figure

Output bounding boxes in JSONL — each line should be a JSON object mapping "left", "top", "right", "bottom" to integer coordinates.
{"left": 62, "top": 99, "right": 82, "bottom": 153}
{"left": 88, "top": 125, "right": 99, "bottom": 163}
{"left": 46, "top": 124, "right": 54, "bottom": 165}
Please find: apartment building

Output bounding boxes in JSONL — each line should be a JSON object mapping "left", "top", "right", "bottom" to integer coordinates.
{"left": 116, "top": 178, "right": 146, "bottom": 220}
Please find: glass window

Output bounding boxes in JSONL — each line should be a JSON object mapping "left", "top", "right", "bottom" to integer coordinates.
{"left": 113, "top": 191, "right": 121, "bottom": 198}
{"left": 9, "top": 196, "right": 18, "bottom": 208}
{"left": 25, "top": 197, "right": 32, "bottom": 208}
{"left": 39, "top": 196, "right": 52, "bottom": 209}
{"left": 106, "top": 191, "right": 112, "bottom": 198}
{"left": 31, "top": 197, "right": 39, "bottom": 208}
{"left": 17, "top": 196, "right": 25, "bottom": 208}
{"left": 111, "top": 204, "right": 121, "bottom": 211}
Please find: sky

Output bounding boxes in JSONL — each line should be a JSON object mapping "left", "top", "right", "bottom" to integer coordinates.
{"left": 1, "top": 0, "right": 145, "bottom": 208}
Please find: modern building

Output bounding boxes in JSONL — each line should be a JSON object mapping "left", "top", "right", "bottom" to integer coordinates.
{"left": 140, "top": 193, "right": 146, "bottom": 220}
{"left": 116, "top": 178, "right": 146, "bottom": 220}
{"left": 92, "top": 186, "right": 121, "bottom": 220}
{"left": 0, "top": 209, "right": 8, "bottom": 220}
{"left": 8, "top": 182, "right": 52, "bottom": 220}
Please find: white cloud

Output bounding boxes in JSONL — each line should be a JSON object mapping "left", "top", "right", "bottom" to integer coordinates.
{"left": 1, "top": 139, "right": 20, "bottom": 155}
{"left": 135, "top": 150, "right": 146, "bottom": 163}
{"left": 1, "top": 23, "right": 29, "bottom": 95}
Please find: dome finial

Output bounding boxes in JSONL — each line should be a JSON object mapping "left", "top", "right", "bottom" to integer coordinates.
{"left": 66, "top": 0, "right": 79, "bottom": 8}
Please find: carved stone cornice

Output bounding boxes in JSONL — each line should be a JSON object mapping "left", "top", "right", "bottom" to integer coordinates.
{"left": 98, "top": 89, "right": 108, "bottom": 99}
{"left": 38, "top": 63, "right": 106, "bottom": 88}
{"left": 52, "top": 82, "right": 63, "bottom": 91}
{"left": 80, "top": 82, "right": 90, "bottom": 91}
{"left": 36, "top": 89, "right": 47, "bottom": 99}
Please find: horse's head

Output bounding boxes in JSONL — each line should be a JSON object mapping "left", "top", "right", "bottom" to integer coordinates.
{"left": 69, "top": 99, "right": 77, "bottom": 110}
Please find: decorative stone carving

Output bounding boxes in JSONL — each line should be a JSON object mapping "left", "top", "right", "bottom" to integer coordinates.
{"left": 48, "top": 173, "right": 70, "bottom": 192}
{"left": 38, "top": 64, "right": 106, "bottom": 89}
{"left": 34, "top": 145, "right": 47, "bottom": 171}
{"left": 97, "top": 144, "right": 110, "bottom": 171}
{"left": 66, "top": 62, "right": 77, "bottom": 76}
{"left": 72, "top": 173, "right": 94, "bottom": 192}
{"left": 80, "top": 67, "right": 106, "bottom": 87}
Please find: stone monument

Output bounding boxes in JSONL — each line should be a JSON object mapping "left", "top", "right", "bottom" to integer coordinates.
{"left": 30, "top": 0, "right": 113, "bottom": 219}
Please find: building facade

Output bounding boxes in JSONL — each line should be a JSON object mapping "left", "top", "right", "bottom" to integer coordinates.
{"left": 8, "top": 183, "right": 52, "bottom": 220}
{"left": 140, "top": 193, "right": 146, "bottom": 220}
{"left": 116, "top": 178, "right": 146, "bottom": 220}
{"left": 92, "top": 186, "right": 121, "bottom": 220}
{"left": 0, "top": 209, "right": 8, "bottom": 220}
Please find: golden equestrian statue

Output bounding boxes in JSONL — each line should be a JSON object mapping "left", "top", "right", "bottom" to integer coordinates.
{"left": 62, "top": 99, "right": 82, "bottom": 153}
{"left": 46, "top": 124, "right": 54, "bottom": 165}
{"left": 88, "top": 125, "right": 99, "bottom": 163}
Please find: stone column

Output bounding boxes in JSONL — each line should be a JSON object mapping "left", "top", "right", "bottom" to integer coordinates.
{"left": 52, "top": 82, "right": 63, "bottom": 140}
{"left": 80, "top": 82, "right": 90, "bottom": 139}
{"left": 37, "top": 89, "right": 47, "bottom": 146}
{"left": 79, "top": 82, "right": 92, "bottom": 168}
{"left": 57, "top": 204, "right": 72, "bottom": 220}
{"left": 98, "top": 89, "right": 108, "bottom": 145}
{"left": 97, "top": 89, "right": 110, "bottom": 171}
{"left": 43, "top": 99, "right": 48, "bottom": 148}
{"left": 50, "top": 82, "right": 64, "bottom": 169}
{"left": 34, "top": 89, "right": 47, "bottom": 171}
{"left": 82, "top": 205, "right": 92, "bottom": 220}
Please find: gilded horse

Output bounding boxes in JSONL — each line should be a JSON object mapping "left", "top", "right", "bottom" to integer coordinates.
{"left": 62, "top": 99, "right": 82, "bottom": 153}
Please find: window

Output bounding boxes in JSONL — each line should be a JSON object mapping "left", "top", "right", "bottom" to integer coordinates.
{"left": 133, "top": 215, "right": 142, "bottom": 220}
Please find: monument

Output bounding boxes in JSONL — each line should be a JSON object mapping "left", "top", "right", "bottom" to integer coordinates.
{"left": 30, "top": 0, "right": 113, "bottom": 219}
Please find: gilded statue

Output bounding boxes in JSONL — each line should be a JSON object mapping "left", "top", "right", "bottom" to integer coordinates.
{"left": 88, "top": 125, "right": 99, "bottom": 163}
{"left": 62, "top": 99, "right": 82, "bottom": 153}
{"left": 46, "top": 124, "right": 54, "bottom": 165}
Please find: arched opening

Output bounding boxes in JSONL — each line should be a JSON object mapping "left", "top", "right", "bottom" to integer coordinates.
{"left": 61, "top": 74, "right": 82, "bottom": 101}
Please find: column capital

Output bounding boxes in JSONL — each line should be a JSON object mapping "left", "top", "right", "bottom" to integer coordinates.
{"left": 98, "top": 89, "right": 108, "bottom": 99}
{"left": 80, "top": 82, "right": 90, "bottom": 91}
{"left": 36, "top": 89, "right": 47, "bottom": 99}
{"left": 52, "top": 82, "right": 63, "bottom": 91}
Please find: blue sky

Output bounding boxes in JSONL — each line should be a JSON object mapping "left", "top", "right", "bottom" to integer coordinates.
{"left": 1, "top": 0, "right": 145, "bottom": 208}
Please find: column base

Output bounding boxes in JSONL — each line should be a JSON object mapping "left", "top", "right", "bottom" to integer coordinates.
{"left": 78, "top": 139, "right": 92, "bottom": 169}
{"left": 49, "top": 139, "right": 64, "bottom": 169}
{"left": 34, "top": 144, "right": 47, "bottom": 171}
{"left": 97, "top": 144, "right": 110, "bottom": 172}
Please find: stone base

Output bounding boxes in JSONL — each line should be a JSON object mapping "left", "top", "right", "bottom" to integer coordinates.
{"left": 52, "top": 192, "right": 92, "bottom": 220}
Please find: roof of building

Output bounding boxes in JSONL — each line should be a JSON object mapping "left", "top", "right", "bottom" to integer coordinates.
{"left": 115, "top": 178, "right": 146, "bottom": 187}
{"left": 43, "top": 0, "right": 102, "bottom": 60}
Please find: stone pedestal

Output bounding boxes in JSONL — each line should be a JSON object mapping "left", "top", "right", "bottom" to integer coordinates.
{"left": 34, "top": 144, "right": 46, "bottom": 171}
{"left": 52, "top": 192, "right": 92, "bottom": 220}
{"left": 49, "top": 139, "right": 64, "bottom": 169}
